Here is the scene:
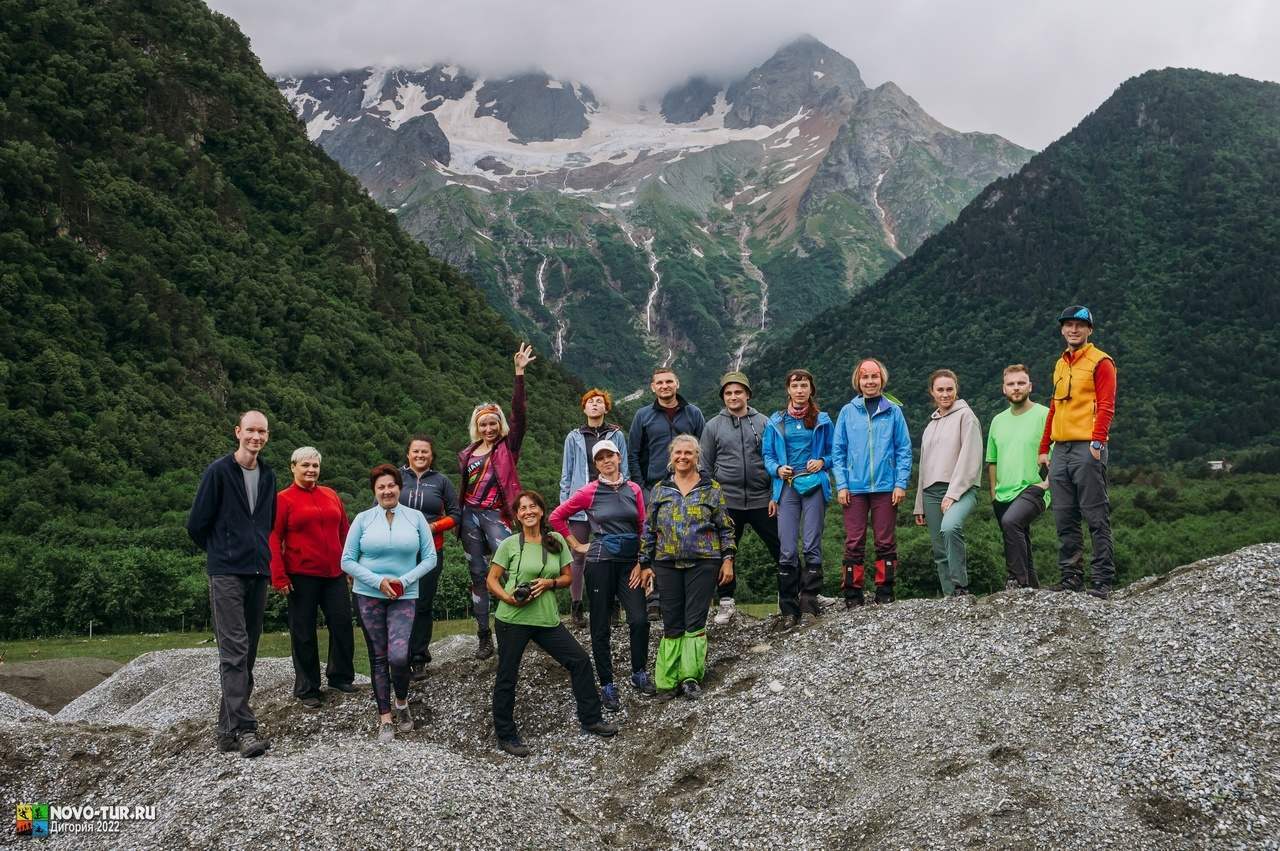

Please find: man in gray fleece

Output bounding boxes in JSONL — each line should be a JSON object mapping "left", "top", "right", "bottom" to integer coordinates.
{"left": 699, "top": 371, "right": 780, "bottom": 624}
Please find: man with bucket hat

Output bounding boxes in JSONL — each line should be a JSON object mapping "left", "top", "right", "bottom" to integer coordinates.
{"left": 1038, "top": 305, "right": 1118, "bottom": 599}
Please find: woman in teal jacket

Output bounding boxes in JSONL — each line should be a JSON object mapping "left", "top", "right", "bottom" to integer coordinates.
{"left": 832, "top": 358, "right": 913, "bottom": 606}
{"left": 762, "top": 369, "right": 834, "bottom": 626}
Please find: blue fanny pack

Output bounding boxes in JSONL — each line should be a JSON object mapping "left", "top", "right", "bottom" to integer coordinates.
{"left": 598, "top": 532, "right": 639, "bottom": 560}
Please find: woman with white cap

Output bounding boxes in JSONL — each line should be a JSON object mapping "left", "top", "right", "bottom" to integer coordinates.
{"left": 550, "top": 439, "right": 655, "bottom": 712}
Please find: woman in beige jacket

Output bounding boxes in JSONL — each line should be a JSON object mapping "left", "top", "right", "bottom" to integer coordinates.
{"left": 913, "top": 370, "right": 984, "bottom": 596}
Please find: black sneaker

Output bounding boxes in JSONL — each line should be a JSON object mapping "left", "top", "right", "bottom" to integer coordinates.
{"left": 498, "top": 737, "right": 531, "bottom": 757}
{"left": 845, "top": 589, "right": 865, "bottom": 609}
{"left": 571, "top": 601, "right": 587, "bottom": 628}
{"left": 680, "top": 680, "right": 702, "bottom": 701}
{"left": 646, "top": 599, "right": 661, "bottom": 622}
{"left": 328, "top": 681, "right": 357, "bottom": 693}
{"left": 300, "top": 695, "right": 322, "bottom": 710}
{"left": 874, "top": 585, "right": 894, "bottom": 605}
{"left": 238, "top": 731, "right": 269, "bottom": 758}
{"left": 1088, "top": 584, "right": 1112, "bottom": 600}
{"left": 953, "top": 586, "right": 971, "bottom": 597}
{"left": 582, "top": 720, "right": 619, "bottom": 737}
{"left": 216, "top": 732, "right": 239, "bottom": 753}
{"left": 1050, "top": 579, "right": 1084, "bottom": 593}
{"left": 475, "top": 631, "right": 494, "bottom": 660}
{"left": 601, "top": 683, "right": 621, "bottom": 712}
{"left": 409, "top": 663, "right": 429, "bottom": 682}
{"left": 654, "top": 687, "right": 680, "bottom": 702}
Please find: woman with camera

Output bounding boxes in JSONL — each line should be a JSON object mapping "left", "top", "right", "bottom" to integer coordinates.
{"left": 341, "top": 464, "right": 437, "bottom": 743}
{"left": 487, "top": 490, "right": 618, "bottom": 757}
{"left": 640, "top": 435, "right": 736, "bottom": 701}
{"left": 550, "top": 439, "right": 655, "bottom": 714}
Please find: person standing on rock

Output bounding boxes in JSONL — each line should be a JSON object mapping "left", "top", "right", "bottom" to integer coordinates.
{"left": 986, "top": 365, "right": 1051, "bottom": 589}
{"left": 559, "top": 388, "right": 630, "bottom": 629}
{"left": 342, "top": 464, "right": 438, "bottom": 743}
{"left": 400, "top": 434, "right": 461, "bottom": 680}
{"left": 833, "top": 359, "right": 913, "bottom": 607}
{"left": 762, "top": 369, "right": 833, "bottom": 627}
{"left": 488, "top": 491, "right": 618, "bottom": 757}
{"left": 551, "top": 440, "right": 656, "bottom": 712}
{"left": 1038, "top": 306, "right": 1118, "bottom": 599}
{"left": 269, "top": 446, "right": 355, "bottom": 710}
{"left": 640, "top": 435, "right": 736, "bottom": 701}
{"left": 628, "top": 366, "right": 705, "bottom": 619}
{"left": 186, "top": 410, "right": 277, "bottom": 758}
{"left": 699, "top": 371, "right": 781, "bottom": 626}
{"left": 913, "top": 370, "right": 984, "bottom": 597}
{"left": 459, "top": 343, "right": 535, "bottom": 660}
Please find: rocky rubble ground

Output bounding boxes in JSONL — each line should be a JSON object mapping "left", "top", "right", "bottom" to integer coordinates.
{"left": 2, "top": 544, "right": 1278, "bottom": 850}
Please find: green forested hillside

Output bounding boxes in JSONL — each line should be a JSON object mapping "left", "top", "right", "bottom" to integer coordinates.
{"left": 750, "top": 69, "right": 1280, "bottom": 463}
{"left": 0, "top": 0, "right": 585, "bottom": 636}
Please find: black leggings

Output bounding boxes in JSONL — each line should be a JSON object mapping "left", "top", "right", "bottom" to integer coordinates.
{"left": 585, "top": 559, "right": 649, "bottom": 685}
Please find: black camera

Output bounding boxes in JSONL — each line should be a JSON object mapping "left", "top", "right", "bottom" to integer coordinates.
{"left": 513, "top": 582, "right": 533, "bottom": 603}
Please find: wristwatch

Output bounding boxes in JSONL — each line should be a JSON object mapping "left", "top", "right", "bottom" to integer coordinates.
{"left": 1089, "top": 440, "right": 1104, "bottom": 450}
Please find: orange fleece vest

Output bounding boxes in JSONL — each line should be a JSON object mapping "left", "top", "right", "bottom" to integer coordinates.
{"left": 1050, "top": 343, "right": 1113, "bottom": 442}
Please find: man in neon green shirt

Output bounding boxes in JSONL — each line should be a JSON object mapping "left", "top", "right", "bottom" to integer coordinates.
{"left": 986, "top": 364, "right": 1050, "bottom": 588}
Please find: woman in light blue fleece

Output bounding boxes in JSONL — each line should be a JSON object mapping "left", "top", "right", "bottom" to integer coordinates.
{"left": 342, "top": 463, "right": 437, "bottom": 743}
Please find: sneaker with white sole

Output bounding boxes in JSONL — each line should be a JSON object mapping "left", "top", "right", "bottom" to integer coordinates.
{"left": 395, "top": 704, "right": 414, "bottom": 732}
{"left": 713, "top": 598, "right": 736, "bottom": 626}
{"left": 377, "top": 721, "right": 395, "bottom": 744}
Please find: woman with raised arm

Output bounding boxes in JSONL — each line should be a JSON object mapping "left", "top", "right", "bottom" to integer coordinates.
{"left": 914, "top": 369, "right": 984, "bottom": 597}
{"left": 341, "top": 464, "right": 437, "bottom": 743}
{"left": 762, "top": 369, "right": 834, "bottom": 628}
{"left": 639, "top": 435, "right": 736, "bottom": 701}
{"left": 558, "top": 388, "right": 630, "bottom": 628}
{"left": 399, "top": 434, "right": 461, "bottom": 679}
{"left": 551, "top": 439, "right": 654, "bottom": 714}
{"left": 458, "top": 343, "right": 535, "bottom": 661}
{"left": 488, "top": 491, "right": 618, "bottom": 757}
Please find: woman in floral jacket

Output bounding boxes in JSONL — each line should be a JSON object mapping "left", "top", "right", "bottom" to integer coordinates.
{"left": 639, "top": 434, "right": 735, "bottom": 701}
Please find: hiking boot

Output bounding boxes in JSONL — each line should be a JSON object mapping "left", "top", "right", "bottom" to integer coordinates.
{"left": 1050, "top": 578, "right": 1084, "bottom": 593}
{"left": 1006, "top": 579, "right": 1022, "bottom": 591}
{"left": 953, "top": 586, "right": 971, "bottom": 597}
{"left": 498, "top": 737, "right": 531, "bottom": 757}
{"left": 395, "top": 704, "right": 414, "bottom": 733}
{"left": 799, "top": 611, "right": 818, "bottom": 627}
{"left": 800, "top": 594, "right": 821, "bottom": 616}
{"left": 1088, "top": 583, "right": 1112, "bottom": 600}
{"left": 845, "top": 588, "right": 865, "bottom": 609}
{"left": 328, "top": 681, "right": 357, "bottom": 693}
{"left": 713, "top": 598, "right": 736, "bottom": 626}
{"left": 238, "top": 731, "right": 269, "bottom": 758}
{"left": 654, "top": 687, "right": 680, "bottom": 702}
{"left": 571, "top": 600, "right": 587, "bottom": 628}
{"left": 631, "top": 671, "right": 658, "bottom": 696}
{"left": 601, "top": 683, "right": 621, "bottom": 712}
{"left": 770, "top": 613, "right": 799, "bottom": 633}
{"left": 300, "top": 695, "right": 322, "bottom": 710}
{"left": 680, "top": 680, "right": 703, "bottom": 701}
{"left": 645, "top": 598, "right": 661, "bottom": 622}
{"left": 475, "top": 630, "right": 494, "bottom": 660}
{"left": 582, "top": 720, "right": 619, "bottom": 737}
{"left": 376, "top": 721, "right": 395, "bottom": 744}
{"left": 874, "top": 584, "right": 894, "bottom": 605}
{"left": 409, "top": 663, "right": 429, "bottom": 682}
{"left": 216, "top": 732, "right": 239, "bottom": 753}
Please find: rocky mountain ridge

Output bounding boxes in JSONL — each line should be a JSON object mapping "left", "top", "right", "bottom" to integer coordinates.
{"left": 277, "top": 37, "right": 1032, "bottom": 398}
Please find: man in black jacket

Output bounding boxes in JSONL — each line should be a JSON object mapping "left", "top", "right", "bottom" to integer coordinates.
{"left": 187, "top": 410, "right": 276, "bottom": 758}
{"left": 628, "top": 366, "right": 705, "bottom": 617}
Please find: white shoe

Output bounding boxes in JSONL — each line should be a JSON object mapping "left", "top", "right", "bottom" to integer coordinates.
{"left": 713, "top": 598, "right": 736, "bottom": 626}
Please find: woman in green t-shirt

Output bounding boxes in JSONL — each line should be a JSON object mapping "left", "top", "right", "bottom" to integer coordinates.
{"left": 486, "top": 490, "right": 619, "bottom": 757}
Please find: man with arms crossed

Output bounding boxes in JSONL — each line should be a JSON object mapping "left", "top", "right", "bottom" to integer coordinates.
{"left": 187, "top": 410, "right": 277, "bottom": 757}
{"left": 1038, "top": 306, "right": 1117, "bottom": 599}
{"left": 986, "top": 365, "right": 1050, "bottom": 589}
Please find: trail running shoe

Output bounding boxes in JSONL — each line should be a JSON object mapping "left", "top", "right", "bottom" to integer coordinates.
{"left": 630, "top": 671, "right": 658, "bottom": 696}
{"left": 601, "top": 683, "right": 621, "bottom": 712}
{"left": 395, "top": 704, "right": 414, "bottom": 732}
{"left": 582, "top": 720, "right": 619, "bottom": 737}
{"left": 498, "top": 737, "right": 531, "bottom": 757}
{"left": 713, "top": 598, "right": 736, "bottom": 626}
{"left": 376, "top": 722, "right": 395, "bottom": 744}
{"left": 238, "top": 731, "right": 269, "bottom": 758}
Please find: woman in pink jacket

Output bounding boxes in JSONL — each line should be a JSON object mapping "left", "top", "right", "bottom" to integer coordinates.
{"left": 913, "top": 369, "right": 984, "bottom": 596}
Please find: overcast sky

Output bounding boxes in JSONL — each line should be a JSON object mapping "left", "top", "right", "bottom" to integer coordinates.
{"left": 208, "top": 0, "right": 1279, "bottom": 149}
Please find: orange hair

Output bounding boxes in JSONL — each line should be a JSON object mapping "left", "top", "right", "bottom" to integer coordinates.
{"left": 580, "top": 388, "right": 613, "bottom": 412}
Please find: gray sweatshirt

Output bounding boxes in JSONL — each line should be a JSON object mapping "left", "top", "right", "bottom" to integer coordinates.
{"left": 913, "top": 399, "right": 984, "bottom": 515}
{"left": 699, "top": 406, "right": 772, "bottom": 510}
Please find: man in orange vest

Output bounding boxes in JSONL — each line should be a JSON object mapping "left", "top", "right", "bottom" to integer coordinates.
{"left": 1037, "top": 306, "right": 1117, "bottom": 598}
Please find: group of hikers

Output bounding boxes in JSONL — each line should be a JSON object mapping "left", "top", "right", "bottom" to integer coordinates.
{"left": 186, "top": 305, "right": 1116, "bottom": 759}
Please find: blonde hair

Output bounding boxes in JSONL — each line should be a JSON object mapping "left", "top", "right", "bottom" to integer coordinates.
{"left": 852, "top": 358, "right": 889, "bottom": 390}
{"left": 667, "top": 434, "right": 702, "bottom": 469}
{"left": 290, "top": 446, "right": 321, "bottom": 465}
{"left": 468, "top": 403, "right": 510, "bottom": 443}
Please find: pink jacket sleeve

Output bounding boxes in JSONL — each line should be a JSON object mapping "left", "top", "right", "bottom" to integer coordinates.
{"left": 631, "top": 482, "right": 646, "bottom": 538}
{"left": 550, "top": 481, "right": 597, "bottom": 536}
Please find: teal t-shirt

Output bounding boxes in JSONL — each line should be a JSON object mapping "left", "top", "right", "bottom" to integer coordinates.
{"left": 492, "top": 532, "right": 572, "bottom": 627}
{"left": 985, "top": 403, "right": 1051, "bottom": 504}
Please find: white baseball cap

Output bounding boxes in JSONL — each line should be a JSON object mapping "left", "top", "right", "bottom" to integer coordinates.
{"left": 592, "top": 439, "right": 621, "bottom": 458}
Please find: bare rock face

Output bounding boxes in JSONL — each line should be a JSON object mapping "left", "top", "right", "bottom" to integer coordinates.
{"left": 661, "top": 76, "right": 721, "bottom": 124}
{"left": 474, "top": 73, "right": 590, "bottom": 142}
{"left": 6, "top": 544, "right": 1275, "bottom": 849}
{"left": 724, "top": 35, "right": 866, "bottom": 129}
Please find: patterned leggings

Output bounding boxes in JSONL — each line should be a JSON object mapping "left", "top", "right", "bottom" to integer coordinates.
{"left": 355, "top": 595, "right": 416, "bottom": 714}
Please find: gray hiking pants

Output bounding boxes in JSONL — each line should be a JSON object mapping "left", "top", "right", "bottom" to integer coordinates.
{"left": 209, "top": 574, "right": 269, "bottom": 736}
{"left": 1049, "top": 441, "right": 1115, "bottom": 585}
